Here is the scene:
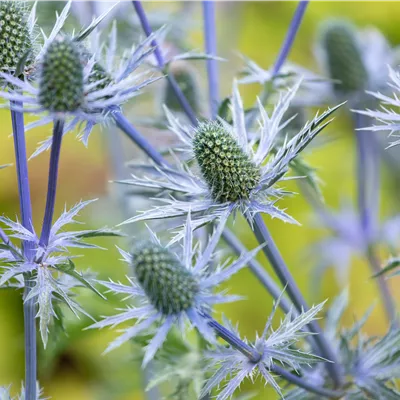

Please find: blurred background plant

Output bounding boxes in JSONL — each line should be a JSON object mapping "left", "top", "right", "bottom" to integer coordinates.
{"left": 1, "top": 1, "right": 400, "bottom": 399}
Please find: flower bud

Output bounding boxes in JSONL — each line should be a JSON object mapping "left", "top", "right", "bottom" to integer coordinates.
{"left": 0, "top": 1, "right": 33, "bottom": 75}
{"left": 38, "top": 36, "right": 84, "bottom": 113}
{"left": 162, "top": 61, "right": 200, "bottom": 114}
{"left": 193, "top": 122, "right": 261, "bottom": 203}
{"left": 132, "top": 243, "right": 199, "bottom": 315}
{"left": 320, "top": 19, "right": 368, "bottom": 96}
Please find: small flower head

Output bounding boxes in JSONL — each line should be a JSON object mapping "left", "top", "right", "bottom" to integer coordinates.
{"left": 38, "top": 36, "right": 84, "bottom": 113}
{"left": 319, "top": 19, "right": 368, "bottom": 97}
{"left": 132, "top": 242, "right": 199, "bottom": 315}
{"left": 89, "top": 213, "right": 261, "bottom": 365}
{"left": 193, "top": 121, "right": 261, "bottom": 203}
{"left": 0, "top": 1, "right": 33, "bottom": 76}
{"left": 122, "top": 81, "right": 341, "bottom": 228}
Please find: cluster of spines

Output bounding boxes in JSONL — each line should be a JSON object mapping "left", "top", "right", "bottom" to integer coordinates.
{"left": 0, "top": 1, "right": 33, "bottom": 75}
{"left": 132, "top": 243, "right": 199, "bottom": 315}
{"left": 193, "top": 122, "right": 261, "bottom": 203}
{"left": 320, "top": 19, "right": 368, "bottom": 96}
{"left": 38, "top": 36, "right": 84, "bottom": 113}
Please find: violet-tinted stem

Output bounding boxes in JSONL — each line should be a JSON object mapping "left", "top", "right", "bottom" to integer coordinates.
{"left": 132, "top": 1, "right": 197, "bottom": 125}
{"left": 202, "top": 1, "right": 219, "bottom": 119}
{"left": 246, "top": 1, "right": 309, "bottom": 129}
{"left": 111, "top": 109, "right": 168, "bottom": 167}
{"left": 250, "top": 213, "right": 342, "bottom": 387}
{"left": 353, "top": 113, "right": 397, "bottom": 323}
{"left": 10, "top": 104, "right": 36, "bottom": 400}
{"left": 39, "top": 119, "right": 65, "bottom": 247}
{"left": 204, "top": 313, "right": 344, "bottom": 398}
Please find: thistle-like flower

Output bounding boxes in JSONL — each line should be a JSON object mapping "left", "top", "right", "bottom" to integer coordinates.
{"left": 88, "top": 213, "right": 261, "bottom": 366}
{"left": 0, "top": 384, "right": 46, "bottom": 400}
{"left": 202, "top": 296, "right": 327, "bottom": 400}
{"left": 121, "top": 80, "right": 340, "bottom": 228}
{"left": 0, "top": 1, "right": 35, "bottom": 79}
{"left": 310, "top": 202, "right": 400, "bottom": 284}
{"left": 0, "top": 200, "right": 119, "bottom": 347}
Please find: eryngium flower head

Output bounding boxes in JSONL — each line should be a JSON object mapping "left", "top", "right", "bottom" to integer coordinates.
{"left": 0, "top": 1, "right": 33, "bottom": 76}
{"left": 133, "top": 242, "right": 199, "bottom": 314}
{"left": 38, "top": 36, "right": 84, "bottom": 113}
{"left": 193, "top": 121, "right": 261, "bottom": 203}
{"left": 162, "top": 61, "right": 200, "bottom": 114}
{"left": 89, "top": 213, "right": 261, "bottom": 366}
{"left": 121, "top": 80, "right": 341, "bottom": 228}
{"left": 319, "top": 19, "right": 368, "bottom": 97}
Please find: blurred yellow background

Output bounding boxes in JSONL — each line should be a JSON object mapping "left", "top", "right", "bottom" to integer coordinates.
{"left": 1, "top": 1, "right": 400, "bottom": 399}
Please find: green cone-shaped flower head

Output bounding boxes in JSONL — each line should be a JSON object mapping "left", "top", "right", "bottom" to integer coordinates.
{"left": 193, "top": 122, "right": 261, "bottom": 203}
{"left": 132, "top": 243, "right": 199, "bottom": 315}
{"left": 0, "top": 1, "right": 33, "bottom": 75}
{"left": 320, "top": 19, "right": 368, "bottom": 96}
{"left": 38, "top": 36, "right": 84, "bottom": 113}
{"left": 163, "top": 61, "right": 200, "bottom": 113}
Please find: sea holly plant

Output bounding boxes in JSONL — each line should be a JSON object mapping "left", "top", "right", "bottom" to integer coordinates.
{"left": 1, "top": 1, "right": 400, "bottom": 400}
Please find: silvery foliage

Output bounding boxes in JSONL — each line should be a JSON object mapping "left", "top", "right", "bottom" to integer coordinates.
{"left": 0, "top": 1, "right": 160, "bottom": 157}
{"left": 0, "top": 383, "right": 46, "bottom": 400}
{"left": 88, "top": 212, "right": 262, "bottom": 366}
{"left": 202, "top": 294, "right": 327, "bottom": 400}
{"left": 120, "top": 80, "right": 341, "bottom": 231}
{"left": 310, "top": 202, "right": 400, "bottom": 284}
{"left": 285, "top": 290, "right": 400, "bottom": 399}
{"left": 239, "top": 23, "right": 396, "bottom": 107}
{"left": 356, "top": 67, "right": 400, "bottom": 148}
{"left": 0, "top": 200, "right": 120, "bottom": 347}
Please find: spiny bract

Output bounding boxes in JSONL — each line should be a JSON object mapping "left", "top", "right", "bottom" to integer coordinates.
{"left": 193, "top": 122, "right": 261, "bottom": 203}
{"left": 0, "top": 1, "right": 33, "bottom": 74}
{"left": 320, "top": 20, "right": 368, "bottom": 96}
{"left": 132, "top": 243, "right": 199, "bottom": 315}
{"left": 38, "top": 36, "right": 84, "bottom": 113}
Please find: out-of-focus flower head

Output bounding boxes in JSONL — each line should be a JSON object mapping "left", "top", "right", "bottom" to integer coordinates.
{"left": 88, "top": 213, "right": 261, "bottom": 366}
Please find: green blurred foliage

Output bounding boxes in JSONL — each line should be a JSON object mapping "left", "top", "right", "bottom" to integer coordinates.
{"left": 1, "top": 1, "right": 400, "bottom": 399}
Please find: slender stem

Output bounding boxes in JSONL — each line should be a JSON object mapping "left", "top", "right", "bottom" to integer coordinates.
{"left": 205, "top": 314, "right": 343, "bottom": 399}
{"left": 39, "top": 119, "right": 65, "bottom": 247}
{"left": 246, "top": 1, "right": 309, "bottom": 129}
{"left": 111, "top": 109, "right": 168, "bottom": 167}
{"left": 250, "top": 213, "right": 342, "bottom": 387}
{"left": 202, "top": 1, "right": 219, "bottom": 119}
{"left": 132, "top": 1, "right": 197, "bottom": 125}
{"left": 10, "top": 103, "right": 36, "bottom": 400}
{"left": 222, "top": 228, "right": 292, "bottom": 315}
{"left": 353, "top": 113, "right": 396, "bottom": 323}
{"left": 270, "top": 365, "right": 344, "bottom": 399}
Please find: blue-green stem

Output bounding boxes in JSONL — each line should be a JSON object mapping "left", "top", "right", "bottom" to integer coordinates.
{"left": 132, "top": 1, "right": 197, "bottom": 125}
{"left": 250, "top": 213, "right": 342, "bottom": 387}
{"left": 353, "top": 113, "right": 396, "bottom": 324}
{"left": 10, "top": 103, "right": 36, "bottom": 400}
{"left": 245, "top": 1, "right": 309, "bottom": 130}
{"left": 204, "top": 313, "right": 344, "bottom": 398}
{"left": 202, "top": 1, "right": 219, "bottom": 119}
{"left": 39, "top": 119, "right": 65, "bottom": 247}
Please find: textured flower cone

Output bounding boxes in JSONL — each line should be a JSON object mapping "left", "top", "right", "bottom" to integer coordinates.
{"left": 320, "top": 20, "right": 368, "bottom": 96}
{"left": 193, "top": 122, "right": 261, "bottom": 203}
{"left": 163, "top": 61, "right": 200, "bottom": 114}
{"left": 0, "top": 1, "right": 33, "bottom": 75}
{"left": 38, "top": 37, "right": 84, "bottom": 113}
{"left": 132, "top": 243, "right": 199, "bottom": 315}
